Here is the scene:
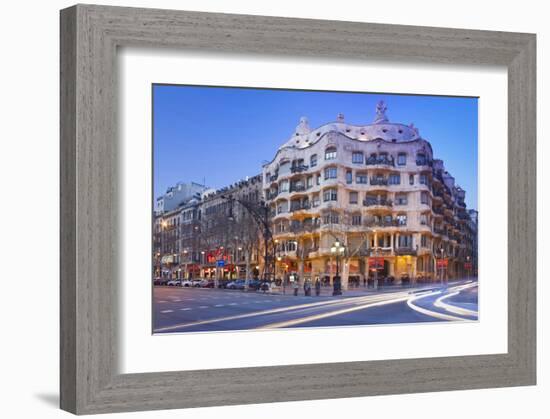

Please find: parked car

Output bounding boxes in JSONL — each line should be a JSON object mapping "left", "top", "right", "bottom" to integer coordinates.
{"left": 181, "top": 279, "right": 193, "bottom": 287}
{"left": 260, "top": 281, "right": 271, "bottom": 292}
{"left": 153, "top": 278, "right": 168, "bottom": 286}
{"left": 191, "top": 279, "right": 203, "bottom": 287}
{"left": 247, "top": 279, "right": 262, "bottom": 290}
{"left": 167, "top": 279, "right": 181, "bottom": 286}
{"left": 226, "top": 279, "right": 246, "bottom": 290}
{"left": 200, "top": 279, "right": 215, "bottom": 288}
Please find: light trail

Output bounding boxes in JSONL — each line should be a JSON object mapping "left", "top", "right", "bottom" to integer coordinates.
{"left": 154, "top": 292, "right": 409, "bottom": 332}
{"left": 434, "top": 286, "right": 478, "bottom": 317}
{"left": 406, "top": 282, "right": 478, "bottom": 321}
{"left": 258, "top": 294, "right": 411, "bottom": 329}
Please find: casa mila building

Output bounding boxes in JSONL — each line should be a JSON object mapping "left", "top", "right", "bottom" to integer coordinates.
{"left": 262, "top": 101, "right": 477, "bottom": 289}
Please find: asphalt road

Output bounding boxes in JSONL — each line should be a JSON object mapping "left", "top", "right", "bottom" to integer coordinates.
{"left": 153, "top": 281, "right": 478, "bottom": 333}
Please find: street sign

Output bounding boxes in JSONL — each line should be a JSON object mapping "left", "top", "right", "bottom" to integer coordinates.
{"left": 216, "top": 260, "right": 225, "bottom": 267}
{"left": 368, "top": 257, "right": 384, "bottom": 269}
{"left": 436, "top": 259, "right": 449, "bottom": 268}
{"left": 464, "top": 262, "right": 473, "bottom": 269}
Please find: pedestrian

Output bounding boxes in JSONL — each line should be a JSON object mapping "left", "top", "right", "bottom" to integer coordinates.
{"left": 363, "top": 277, "right": 367, "bottom": 287}
{"left": 304, "top": 279, "right": 312, "bottom": 296}
{"left": 315, "top": 279, "right": 321, "bottom": 296}
{"left": 292, "top": 280, "right": 299, "bottom": 296}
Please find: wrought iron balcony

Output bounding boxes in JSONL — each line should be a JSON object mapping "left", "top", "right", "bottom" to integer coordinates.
{"left": 416, "top": 159, "right": 433, "bottom": 167}
{"left": 363, "top": 198, "right": 392, "bottom": 207}
{"left": 364, "top": 218, "right": 399, "bottom": 227}
{"left": 290, "top": 164, "right": 309, "bottom": 174}
{"left": 365, "top": 156, "right": 395, "bottom": 166}
{"left": 289, "top": 184, "right": 306, "bottom": 192}
{"left": 369, "top": 177, "right": 388, "bottom": 186}
{"left": 289, "top": 202, "right": 311, "bottom": 212}
{"left": 395, "top": 247, "right": 417, "bottom": 256}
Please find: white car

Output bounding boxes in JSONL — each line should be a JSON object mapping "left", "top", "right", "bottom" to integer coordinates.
{"left": 191, "top": 279, "right": 202, "bottom": 287}
{"left": 180, "top": 279, "right": 193, "bottom": 287}
{"left": 166, "top": 279, "right": 181, "bottom": 286}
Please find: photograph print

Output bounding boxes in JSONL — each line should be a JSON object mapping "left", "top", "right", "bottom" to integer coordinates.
{"left": 152, "top": 85, "right": 479, "bottom": 334}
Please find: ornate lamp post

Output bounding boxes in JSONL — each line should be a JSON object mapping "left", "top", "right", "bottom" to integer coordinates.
{"left": 331, "top": 239, "right": 345, "bottom": 296}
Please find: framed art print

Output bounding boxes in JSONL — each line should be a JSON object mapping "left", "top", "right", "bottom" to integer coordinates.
{"left": 60, "top": 4, "right": 536, "bottom": 414}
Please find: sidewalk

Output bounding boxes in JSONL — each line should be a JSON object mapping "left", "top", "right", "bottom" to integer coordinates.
{"left": 267, "top": 279, "right": 476, "bottom": 298}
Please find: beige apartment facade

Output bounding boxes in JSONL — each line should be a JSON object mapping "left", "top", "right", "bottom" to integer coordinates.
{"left": 262, "top": 103, "right": 477, "bottom": 289}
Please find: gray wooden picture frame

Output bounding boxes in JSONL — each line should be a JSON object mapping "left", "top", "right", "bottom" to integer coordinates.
{"left": 60, "top": 4, "right": 536, "bottom": 415}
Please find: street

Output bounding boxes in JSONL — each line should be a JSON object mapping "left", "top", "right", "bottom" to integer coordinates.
{"left": 153, "top": 280, "right": 478, "bottom": 333}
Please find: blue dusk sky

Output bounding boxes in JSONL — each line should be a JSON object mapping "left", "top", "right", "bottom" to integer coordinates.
{"left": 153, "top": 85, "right": 478, "bottom": 210}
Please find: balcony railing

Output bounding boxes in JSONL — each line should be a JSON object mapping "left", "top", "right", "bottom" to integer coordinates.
{"left": 362, "top": 247, "right": 394, "bottom": 257}
{"left": 416, "top": 159, "right": 433, "bottom": 167}
{"left": 269, "top": 174, "right": 278, "bottom": 182}
{"left": 289, "top": 222, "right": 320, "bottom": 233}
{"left": 369, "top": 177, "right": 388, "bottom": 186}
{"left": 365, "top": 156, "right": 395, "bottom": 167}
{"left": 266, "top": 191, "right": 279, "bottom": 200}
{"left": 290, "top": 164, "right": 309, "bottom": 174}
{"left": 289, "top": 202, "right": 311, "bottom": 212}
{"left": 289, "top": 184, "right": 306, "bottom": 192}
{"left": 363, "top": 198, "right": 393, "bottom": 207}
{"left": 395, "top": 247, "right": 417, "bottom": 256}
{"left": 364, "top": 218, "right": 399, "bottom": 227}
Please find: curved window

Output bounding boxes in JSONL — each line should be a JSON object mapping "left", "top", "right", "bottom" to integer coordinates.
{"left": 397, "top": 153, "right": 407, "bottom": 166}
{"left": 325, "top": 147, "right": 337, "bottom": 160}
{"left": 310, "top": 154, "right": 318, "bottom": 167}
{"left": 352, "top": 151, "right": 364, "bottom": 164}
{"left": 416, "top": 153, "right": 427, "bottom": 166}
{"left": 324, "top": 166, "right": 337, "bottom": 180}
{"left": 323, "top": 188, "right": 338, "bottom": 202}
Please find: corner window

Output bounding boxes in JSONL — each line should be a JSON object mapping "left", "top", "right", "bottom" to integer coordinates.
{"left": 396, "top": 214, "right": 407, "bottom": 226}
{"left": 325, "top": 146, "right": 337, "bottom": 160}
{"left": 323, "top": 188, "right": 337, "bottom": 202}
{"left": 421, "top": 191, "right": 429, "bottom": 204}
{"left": 324, "top": 166, "right": 337, "bottom": 180}
{"left": 352, "top": 214, "right": 362, "bottom": 225}
{"left": 346, "top": 170, "right": 352, "bottom": 184}
{"left": 349, "top": 191, "right": 358, "bottom": 204}
{"left": 409, "top": 174, "right": 414, "bottom": 185}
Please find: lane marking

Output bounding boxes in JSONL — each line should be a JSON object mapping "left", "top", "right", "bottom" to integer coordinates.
{"left": 180, "top": 308, "right": 191, "bottom": 311}
{"left": 160, "top": 310, "right": 174, "bottom": 314}
{"left": 214, "top": 304, "right": 225, "bottom": 307}
{"left": 199, "top": 306, "right": 208, "bottom": 309}
{"left": 154, "top": 292, "right": 410, "bottom": 332}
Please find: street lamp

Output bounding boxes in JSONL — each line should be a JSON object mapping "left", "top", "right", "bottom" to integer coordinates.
{"left": 439, "top": 247, "right": 445, "bottom": 285}
{"left": 372, "top": 229, "right": 379, "bottom": 290}
{"left": 330, "top": 239, "right": 345, "bottom": 296}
